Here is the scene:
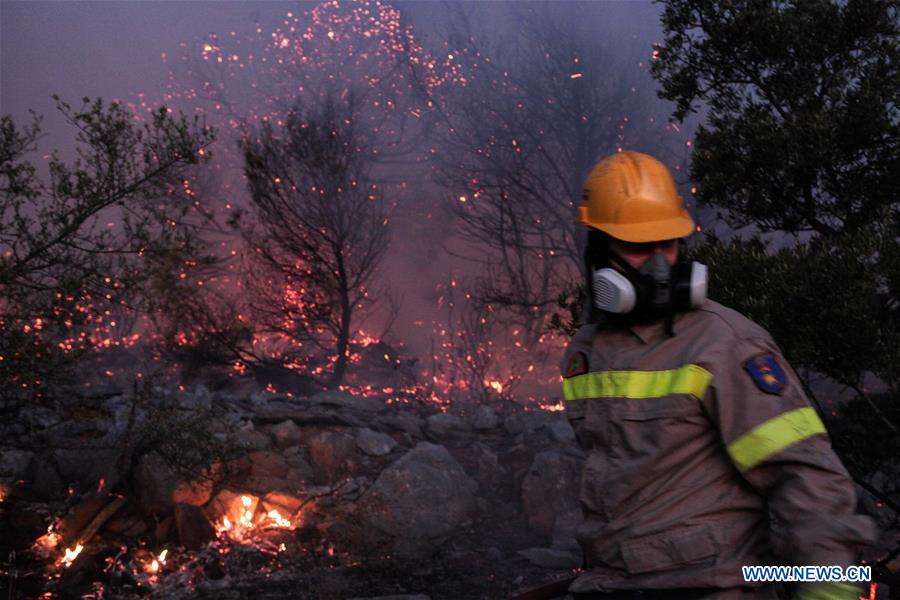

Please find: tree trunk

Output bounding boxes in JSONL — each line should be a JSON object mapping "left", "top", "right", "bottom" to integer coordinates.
{"left": 329, "top": 253, "right": 352, "bottom": 389}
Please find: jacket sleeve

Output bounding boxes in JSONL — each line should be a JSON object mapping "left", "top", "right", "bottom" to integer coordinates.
{"left": 560, "top": 324, "right": 596, "bottom": 449}
{"left": 701, "top": 334, "right": 877, "bottom": 573}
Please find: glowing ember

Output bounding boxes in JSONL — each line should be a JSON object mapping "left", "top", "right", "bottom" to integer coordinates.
{"left": 240, "top": 495, "right": 254, "bottom": 528}
{"left": 32, "top": 525, "right": 61, "bottom": 559}
{"left": 214, "top": 492, "right": 298, "bottom": 544}
{"left": 265, "top": 509, "right": 291, "bottom": 528}
{"left": 146, "top": 548, "right": 168, "bottom": 574}
{"left": 61, "top": 544, "right": 84, "bottom": 568}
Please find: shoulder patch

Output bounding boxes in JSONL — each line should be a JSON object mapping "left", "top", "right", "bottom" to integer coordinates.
{"left": 564, "top": 351, "right": 588, "bottom": 378}
{"left": 743, "top": 353, "right": 787, "bottom": 395}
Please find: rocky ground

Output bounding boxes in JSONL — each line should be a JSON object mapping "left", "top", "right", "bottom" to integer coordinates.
{"left": 0, "top": 383, "right": 587, "bottom": 599}
{"left": 3, "top": 369, "right": 897, "bottom": 600}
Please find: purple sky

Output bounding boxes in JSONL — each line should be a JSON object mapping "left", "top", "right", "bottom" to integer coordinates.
{"left": 2, "top": 1, "right": 312, "bottom": 150}
{"left": 2, "top": 1, "right": 663, "bottom": 132}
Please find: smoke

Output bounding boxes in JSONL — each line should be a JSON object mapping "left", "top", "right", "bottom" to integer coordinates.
{"left": 2, "top": 1, "right": 702, "bottom": 402}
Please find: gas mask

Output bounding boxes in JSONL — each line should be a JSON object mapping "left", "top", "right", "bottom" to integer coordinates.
{"left": 592, "top": 252, "right": 707, "bottom": 316}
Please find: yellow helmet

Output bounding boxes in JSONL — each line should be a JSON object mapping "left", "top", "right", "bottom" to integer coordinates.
{"left": 578, "top": 151, "right": 696, "bottom": 242}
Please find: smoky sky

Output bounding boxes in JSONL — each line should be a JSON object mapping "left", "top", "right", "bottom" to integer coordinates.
{"left": 2, "top": 1, "right": 667, "bottom": 151}
{"left": 1, "top": 0, "right": 677, "bottom": 366}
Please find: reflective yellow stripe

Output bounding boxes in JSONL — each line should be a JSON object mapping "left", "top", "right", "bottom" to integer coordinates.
{"left": 727, "top": 406, "right": 826, "bottom": 472}
{"left": 562, "top": 364, "right": 712, "bottom": 401}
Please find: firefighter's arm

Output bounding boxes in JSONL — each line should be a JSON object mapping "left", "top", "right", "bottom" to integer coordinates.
{"left": 560, "top": 324, "right": 595, "bottom": 448}
{"left": 703, "top": 336, "right": 877, "bottom": 599}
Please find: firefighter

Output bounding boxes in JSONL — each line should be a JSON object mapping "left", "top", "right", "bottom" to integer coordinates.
{"left": 559, "top": 151, "right": 877, "bottom": 600}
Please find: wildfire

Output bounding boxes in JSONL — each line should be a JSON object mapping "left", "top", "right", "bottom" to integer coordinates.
{"left": 355, "top": 330, "right": 379, "bottom": 347}
{"left": 539, "top": 400, "right": 565, "bottom": 412}
{"left": 32, "top": 524, "right": 61, "bottom": 559}
{"left": 218, "top": 494, "right": 293, "bottom": 541}
{"left": 239, "top": 495, "right": 254, "bottom": 527}
{"left": 265, "top": 509, "right": 292, "bottom": 528}
{"left": 60, "top": 544, "right": 84, "bottom": 568}
{"left": 146, "top": 548, "right": 168, "bottom": 574}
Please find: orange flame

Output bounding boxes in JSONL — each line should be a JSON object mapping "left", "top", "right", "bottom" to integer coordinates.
{"left": 146, "top": 548, "right": 168, "bottom": 574}
{"left": 32, "top": 525, "right": 61, "bottom": 559}
{"left": 240, "top": 495, "right": 254, "bottom": 528}
{"left": 216, "top": 494, "right": 295, "bottom": 543}
{"left": 61, "top": 544, "right": 83, "bottom": 568}
{"left": 265, "top": 509, "right": 291, "bottom": 528}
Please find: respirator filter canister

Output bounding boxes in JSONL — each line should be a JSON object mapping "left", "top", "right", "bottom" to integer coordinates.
{"left": 592, "top": 260, "right": 708, "bottom": 314}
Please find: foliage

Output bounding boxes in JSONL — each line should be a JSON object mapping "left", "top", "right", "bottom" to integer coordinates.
{"left": 653, "top": 0, "right": 898, "bottom": 237}
{"left": 0, "top": 98, "right": 214, "bottom": 438}
{"left": 687, "top": 227, "right": 899, "bottom": 395}
{"left": 547, "top": 283, "right": 587, "bottom": 338}
{"left": 652, "top": 0, "right": 900, "bottom": 518}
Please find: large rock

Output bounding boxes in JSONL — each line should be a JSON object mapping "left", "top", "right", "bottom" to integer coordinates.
{"left": 243, "top": 451, "right": 293, "bottom": 493}
{"left": 27, "top": 452, "right": 67, "bottom": 499}
{"left": 375, "top": 415, "right": 424, "bottom": 438}
{"left": 520, "top": 450, "right": 581, "bottom": 538}
{"left": 234, "top": 421, "right": 272, "bottom": 451}
{"left": 307, "top": 430, "right": 359, "bottom": 484}
{"left": 261, "top": 491, "right": 304, "bottom": 517}
{"left": 174, "top": 503, "right": 216, "bottom": 549}
{"left": 357, "top": 442, "right": 476, "bottom": 558}
{"left": 282, "top": 446, "right": 315, "bottom": 482}
{"left": 134, "top": 453, "right": 216, "bottom": 514}
{"left": 543, "top": 420, "right": 576, "bottom": 444}
{"left": 308, "top": 390, "right": 385, "bottom": 413}
{"left": 472, "top": 443, "right": 511, "bottom": 500}
{"left": 425, "top": 412, "right": 470, "bottom": 440}
{"left": 517, "top": 411, "right": 556, "bottom": 436}
{"left": 54, "top": 447, "right": 122, "bottom": 495}
{"left": 356, "top": 428, "right": 397, "bottom": 456}
{"left": 270, "top": 419, "right": 304, "bottom": 447}
{"left": 0, "top": 449, "right": 34, "bottom": 481}
{"left": 471, "top": 404, "right": 501, "bottom": 430}
{"left": 504, "top": 414, "right": 525, "bottom": 436}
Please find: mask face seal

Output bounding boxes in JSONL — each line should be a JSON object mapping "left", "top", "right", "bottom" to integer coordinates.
{"left": 638, "top": 252, "right": 673, "bottom": 308}
{"left": 591, "top": 252, "right": 707, "bottom": 316}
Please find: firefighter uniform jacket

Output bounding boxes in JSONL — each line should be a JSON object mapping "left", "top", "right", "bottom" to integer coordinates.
{"left": 559, "top": 299, "right": 877, "bottom": 595}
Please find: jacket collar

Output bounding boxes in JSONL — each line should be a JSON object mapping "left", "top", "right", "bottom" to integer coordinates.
{"left": 632, "top": 310, "right": 695, "bottom": 344}
{"left": 595, "top": 310, "right": 687, "bottom": 344}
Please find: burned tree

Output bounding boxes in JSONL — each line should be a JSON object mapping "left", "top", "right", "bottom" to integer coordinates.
{"left": 239, "top": 96, "right": 390, "bottom": 389}
{"left": 430, "top": 3, "right": 675, "bottom": 349}
{"left": 0, "top": 98, "right": 214, "bottom": 439}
